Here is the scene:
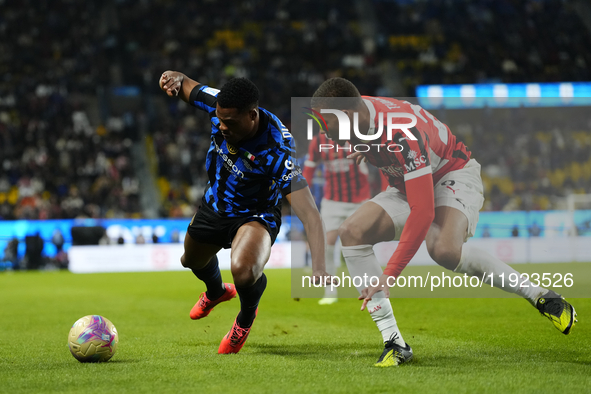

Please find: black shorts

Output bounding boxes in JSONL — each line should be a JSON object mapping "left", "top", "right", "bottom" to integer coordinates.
{"left": 187, "top": 199, "right": 282, "bottom": 249}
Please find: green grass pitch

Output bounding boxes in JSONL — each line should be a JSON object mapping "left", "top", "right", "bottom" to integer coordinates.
{"left": 1, "top": 266, "right": 590, "bottom": 394}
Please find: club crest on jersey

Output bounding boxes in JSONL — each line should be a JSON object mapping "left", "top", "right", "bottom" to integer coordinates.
{"left": 227, "top": 143, "right": 238, "bottom": 155}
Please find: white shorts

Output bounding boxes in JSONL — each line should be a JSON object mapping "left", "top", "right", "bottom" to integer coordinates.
{"left": 370, "top": 159, "right": 484, "bottom": 241}
{"left": 320, "top": 198, "right": 365, "bottom": 232}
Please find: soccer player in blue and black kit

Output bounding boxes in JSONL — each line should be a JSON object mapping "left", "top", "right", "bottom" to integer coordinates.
{"left": 159, "top": 71, "right": 329, "bottom": 354}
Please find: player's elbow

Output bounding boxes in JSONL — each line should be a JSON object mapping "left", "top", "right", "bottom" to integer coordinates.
{"left": 299, "top": 207, "right": 322, "bottom": 230}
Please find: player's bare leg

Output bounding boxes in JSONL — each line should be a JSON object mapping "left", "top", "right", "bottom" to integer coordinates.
{"left": 339, "top": 202, "right": 412, "bottom": 366}
{"left": 219, "top": 221, "right": 271, "bottom": 354}
{"left": 319, "top": 229, "right": 339, "bottom": 305}
{"left": 426, "top": 206, "right": 577, "bottom": 334}
{"left": 181, "top": 233, "right": 237, "bottom": 320}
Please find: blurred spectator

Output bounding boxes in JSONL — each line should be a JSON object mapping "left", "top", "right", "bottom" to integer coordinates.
{"left": 529, "top": 222, "right": 542, "bottom": 237}
{"left": 2, "top": 238, "right": 20, "bottom": 270}
{"left": 99, "top": 232, "right": 111, "bottom": 245}
{"left": 24, "top": 233, "right": 44, "bottom": 269}
{"left": 511, "top": 225, "right": 520, "bottom": 237}
{"left": 170, "top": 229, "right": 180, "bottom": 243}
{"left": 52, "top": 229, "right": 65, "bottom": 253}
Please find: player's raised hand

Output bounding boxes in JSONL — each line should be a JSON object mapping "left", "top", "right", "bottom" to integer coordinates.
{"left": 359, "top": 274, "right": 391, "bottom": 311}
{"left": 159, "top": 71, "right": 183, "bottom": 97}
{"left": 347, "top": 151, "right": 367, "bottom": 165}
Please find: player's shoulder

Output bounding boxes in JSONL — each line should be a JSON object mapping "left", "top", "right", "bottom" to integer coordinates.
{"left": 190, "top": 84, "right": 219, "bottom": 113}
{"left": 258, "top": 108, "right": 293, "bottom": 150}
{"left": 261, "top": 108, "right": 289, "bottom": 137}
{"left": 362, "top": 95, "right": 406, "bottom": 110}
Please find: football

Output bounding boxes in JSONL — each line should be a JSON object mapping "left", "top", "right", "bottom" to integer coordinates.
{"left": 68, "top": 315, "right": 119, "bottom": 362}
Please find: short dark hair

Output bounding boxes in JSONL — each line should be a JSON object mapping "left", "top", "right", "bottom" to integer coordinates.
{"left": 311, "top": 78, "right": 362, "bottom": 109}
{"left": 217, "top": 77, "right": 259, "bottom": 112}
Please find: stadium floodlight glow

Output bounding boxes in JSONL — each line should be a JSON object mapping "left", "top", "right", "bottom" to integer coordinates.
{"left": 416, "top": 82, "right": 591, "bottom": 108}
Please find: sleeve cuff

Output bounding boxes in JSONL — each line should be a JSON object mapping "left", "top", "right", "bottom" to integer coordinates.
{"left": 403, "top": 165, "right": 432, "bottom": 181}
{"left": 188, "top": 84, "right": 202, "bottom": 106}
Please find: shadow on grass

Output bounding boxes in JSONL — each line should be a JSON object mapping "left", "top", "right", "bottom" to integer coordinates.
{"left": 105, "top": 358, "right": 141, "bottom": 364}
{"left": 249, "top": 342, "right": 377, "bottom": 359}
{"left": 249, "top": 341, "right": 591, "bottom": 369}
{"left": 66, "top": 358, "right": 140, "bottom": 365}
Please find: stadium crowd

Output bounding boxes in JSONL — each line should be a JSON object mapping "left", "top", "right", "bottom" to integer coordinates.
{"left": 0, "top": 0, "right": 590, "bottom": 220}
{"left": 373, "top": 0, "right": 591, "bottom": 95}
{"left": 0, "top": 0, "right": 141, "bottom": 220}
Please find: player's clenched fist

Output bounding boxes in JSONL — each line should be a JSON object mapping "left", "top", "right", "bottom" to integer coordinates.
{"left": 159, "top": 71, "right": 183, "bottom": 97}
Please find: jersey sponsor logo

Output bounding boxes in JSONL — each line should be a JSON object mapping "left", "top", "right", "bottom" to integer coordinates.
{"left": 284, "top": 159, "right": 295, "bottom": 170}
{"left": 380, "top": 165, "right": 404, "bottom": 177}
{"left": 203, "top": 87, "right": 220, "bottom": 96}
{"left": 214, "top": 141, "right": 244, "bottom": 179}
{"left": 282, "top": 167, "right": 302, "bottom": 181}
{"left": 404, "top": 150, "right": 427, "bottom": 172}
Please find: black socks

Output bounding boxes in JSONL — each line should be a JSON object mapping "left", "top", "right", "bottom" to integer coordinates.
{"left": 236, "top": 273, "right": 267, "bottom": 328}
{"left": 191, "top": 256, "right": 225, "bottom": 300}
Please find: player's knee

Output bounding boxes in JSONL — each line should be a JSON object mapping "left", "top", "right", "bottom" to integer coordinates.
{"left": 180, "top": 254, "right": 189, "bottom": 268}
{"left": 231, "top": 261, "right": 258, "bottom": 287}
{"left": 338, "top": 222, "right": 364, "bottom": 246}
{"left": 428, "top": 242, "right": 461, "bottom": 270}
{"left": 180, "top": 253, "right": 204, "bottom": 270}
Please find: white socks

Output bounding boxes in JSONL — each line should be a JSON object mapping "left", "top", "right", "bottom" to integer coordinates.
{"left": 455, "top": 244, "right": 548, "bottom": 305}
{"left": 342, "top": 244, "right": 405, "bottom": 345}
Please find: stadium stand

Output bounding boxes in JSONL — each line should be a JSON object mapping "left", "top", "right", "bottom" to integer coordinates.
{"left": 0, "top": 0, "right": 589, "bottom": 219}
{"left": 0, "top": 0, "right": 141, "bottom": 219}
{"left": 372, "top": 0, "right": 591, "bottom": 95}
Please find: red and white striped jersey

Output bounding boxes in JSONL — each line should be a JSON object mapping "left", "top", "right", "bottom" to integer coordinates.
{"left": 360, "top": 96, "right": 471, "bottom": 193}
{"left": 303, "top": 133, "right": 370, "bottom": 203}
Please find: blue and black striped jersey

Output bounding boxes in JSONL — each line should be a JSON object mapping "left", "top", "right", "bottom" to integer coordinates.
{"left": 189, "top": 84, "right": 308, "bottom": 217}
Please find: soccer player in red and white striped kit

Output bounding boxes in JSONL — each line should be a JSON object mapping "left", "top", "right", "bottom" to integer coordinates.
{"left": 303, "top": 133, "right": 371, "bottom": 304}
{"left": 310, "top": 78, "right": 577, "bottom": 367}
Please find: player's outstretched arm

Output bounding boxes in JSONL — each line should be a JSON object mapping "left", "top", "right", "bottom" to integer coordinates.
{"left": 159, "top": 71, "right": 200, "bottom": 103}
{"left": 359, "top": 174, "right": 435, "bottom": 310}
{"left": 286, "top": 187, "right": 330, "bottom": 283}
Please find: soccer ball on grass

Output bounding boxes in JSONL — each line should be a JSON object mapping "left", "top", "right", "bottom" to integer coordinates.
{"left": 68, "top": 315, "right": 118, "bottom": 362}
